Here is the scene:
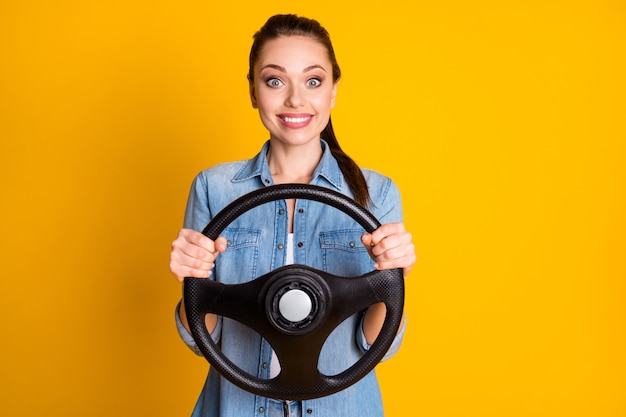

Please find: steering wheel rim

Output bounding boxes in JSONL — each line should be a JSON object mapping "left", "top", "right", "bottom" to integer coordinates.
{"left": 183, "top": 183, "right": 404, "bottom": 400}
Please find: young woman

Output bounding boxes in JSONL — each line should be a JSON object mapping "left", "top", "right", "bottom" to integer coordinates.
{"left": 169, "top": 14, "right": 416, "bottom": 417}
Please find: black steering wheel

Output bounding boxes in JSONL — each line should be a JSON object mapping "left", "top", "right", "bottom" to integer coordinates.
{"left": 183, "top": 183, "right": 404, "bottom": 400}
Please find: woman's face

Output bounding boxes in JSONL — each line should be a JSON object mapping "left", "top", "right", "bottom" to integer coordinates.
{"left": 250, "top": 35, "right": 337, "bottom": 147}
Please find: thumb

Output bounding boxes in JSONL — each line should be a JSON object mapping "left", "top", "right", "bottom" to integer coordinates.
{"left": 214, "top": 236, "right": 228, "bottom": 253}
{"left": 361, "top": 233, "right": 373, "bottom": 248}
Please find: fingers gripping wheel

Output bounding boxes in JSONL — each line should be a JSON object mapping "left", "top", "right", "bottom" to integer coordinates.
{"left": 183, "top": 184, "right": 404, "bottom": 400}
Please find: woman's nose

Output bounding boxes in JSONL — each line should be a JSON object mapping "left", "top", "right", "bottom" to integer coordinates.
{"left": 285, "top": 85, "right": 304, "bottom": 108}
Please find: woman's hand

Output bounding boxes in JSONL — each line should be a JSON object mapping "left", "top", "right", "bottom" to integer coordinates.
{"left": 361, "top": 222, "right": 416, "bottom": 276}
{"left": 169, "top": 228, "right": 228, "bottom": 282}
{"left": 170, "top": 228, "right": 227, "bottom": 334}
{"left": 360, "top": 222, "right": 415, "bottom": 344}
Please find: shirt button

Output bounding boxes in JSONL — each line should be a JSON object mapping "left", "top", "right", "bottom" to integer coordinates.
{"left": 262, "top": 363, "right": 268, "bottom": 369}
{"left": 297, "top": 242, "right": 304, "bottom": 248}
{"left": 298, "top": 208, "right": 304, "bottom": 214}
{"left": 306, "top": 409, "right": 313, "bottom": 414}
{"left": 264, "top": 178, "right": 271, "bottom": 184}
{"left": 349, "top": 241, "right": 355, "bottom": 248}
{"left": 279, "top": 209, "right": 285, "bottom": 215}
{"left": 278, "top": 243, "right": 284, "bottom": 250}
{"left": 259, "top": 407, "right": 265, "bottom": 413}
{"left": 227, "top": 240, "right": 232, "bottom": 247}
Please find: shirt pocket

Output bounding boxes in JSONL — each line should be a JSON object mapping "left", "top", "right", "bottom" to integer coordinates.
{"left": 215, "top": 227, "right": 261, "bottom": 283}
{"left": 319, "top": 229, "right": 373, "bottom": 276}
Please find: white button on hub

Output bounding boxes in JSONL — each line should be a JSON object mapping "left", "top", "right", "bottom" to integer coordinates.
{"left": 278, "top": 289, "right": 312, "bottom": 322}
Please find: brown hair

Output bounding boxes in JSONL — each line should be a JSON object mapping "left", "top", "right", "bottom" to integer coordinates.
{"left": 248, "top": 14, "right": 371, "bottom": 207}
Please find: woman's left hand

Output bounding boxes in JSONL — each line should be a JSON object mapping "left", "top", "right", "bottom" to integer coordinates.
{"left": 361, "top": 222, "right": 416, "bottom": 276}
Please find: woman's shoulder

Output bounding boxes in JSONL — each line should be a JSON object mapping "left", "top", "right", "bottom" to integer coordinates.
{"left": 359, "top": 167, "right": 402, "bottom": 208}
{"left": 195, "top": 159, "right": 252, "bottom": 181}
{"left": 360, "top": 167, "right": 397, "bottom": 190}
{"left": 360, "top": 167, "right": 389, "bottom": 181}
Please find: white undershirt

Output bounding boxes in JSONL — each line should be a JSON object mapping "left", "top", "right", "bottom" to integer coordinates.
{"left": 269, "top": 233, "right": 294, "bottom": 378}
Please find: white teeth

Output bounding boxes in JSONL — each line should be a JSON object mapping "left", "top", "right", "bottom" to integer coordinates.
{"left": 284, "top": 116, "right": 309, "bottom": 123}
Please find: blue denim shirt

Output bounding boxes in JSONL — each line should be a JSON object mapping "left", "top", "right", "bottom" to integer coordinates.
{"left": 175, "top": 140, "right": 406, "bottom": 417}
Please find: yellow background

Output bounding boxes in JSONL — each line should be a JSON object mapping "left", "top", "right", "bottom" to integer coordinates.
{"left": 1, "top": 1, "right": 624, "bottom": 416}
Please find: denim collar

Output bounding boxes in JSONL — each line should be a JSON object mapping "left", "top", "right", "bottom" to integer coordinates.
{"left": 232, "top": 139, "right": 343, "bottom": 191}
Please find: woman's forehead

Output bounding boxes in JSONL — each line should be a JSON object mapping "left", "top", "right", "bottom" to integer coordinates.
{"left": 255, "top": 36, "right": 331, "bottom": 71}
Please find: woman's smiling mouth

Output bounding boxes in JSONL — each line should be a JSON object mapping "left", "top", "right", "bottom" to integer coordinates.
{"left": 279, "top": 114, "right": 313, "bottom": 128}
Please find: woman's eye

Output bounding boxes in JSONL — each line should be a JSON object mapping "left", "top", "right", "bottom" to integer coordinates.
{"left": 307, "top": 78, "right": 322, "bottom": 87}
{"left": 266, "top": 78, "right": 283, "bottom": 88}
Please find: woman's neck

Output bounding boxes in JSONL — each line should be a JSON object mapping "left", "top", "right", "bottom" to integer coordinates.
{"left": 267, "top": 140, "right": 322, "bottom": 184}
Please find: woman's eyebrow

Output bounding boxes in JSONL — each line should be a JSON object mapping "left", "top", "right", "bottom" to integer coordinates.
{"left": 260, "top": 64, "right": 286, "bottom": 72}
{"left": 303, "top": 65, "right": 327, "bottom": 73}
{"left": 259, "top": 64, "right": 327, "bottom": 73}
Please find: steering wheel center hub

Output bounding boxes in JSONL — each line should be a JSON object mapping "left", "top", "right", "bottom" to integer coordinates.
{"left": 265, "top": 267, "right": 330, "bottom": 335}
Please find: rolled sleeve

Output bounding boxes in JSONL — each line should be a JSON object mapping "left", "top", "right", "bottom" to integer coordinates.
{"left": 357, "top": 313, "right": 406, "bottom": 362}
{"left": 174, "top": 300, "right": 222, "bottom": 356}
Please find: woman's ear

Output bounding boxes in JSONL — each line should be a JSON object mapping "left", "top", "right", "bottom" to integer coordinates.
{"left": 248, "top": 76, "right": 258, "bottom": 109}
{"left": 330, "top": 81, "right": 338, "bottom": 109}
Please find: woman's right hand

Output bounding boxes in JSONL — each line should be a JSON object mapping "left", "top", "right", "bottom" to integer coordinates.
{"left": 169, "top": 228, "right": 228, "bottom": 282}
